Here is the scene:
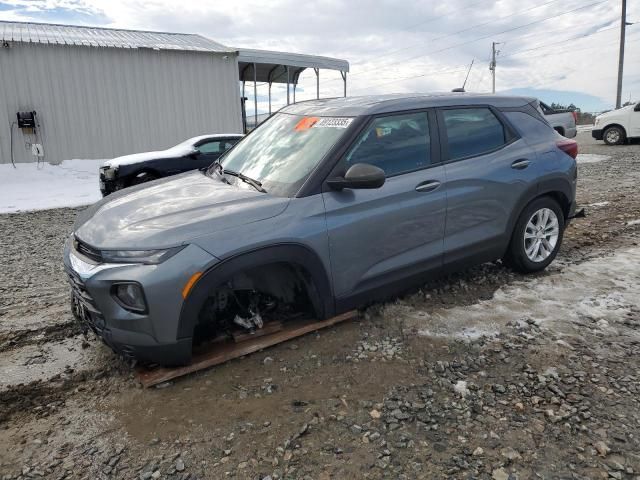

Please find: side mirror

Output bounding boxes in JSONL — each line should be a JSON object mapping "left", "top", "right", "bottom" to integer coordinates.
{"left": 188, "top": 149, "right": 201, "bottom": 159}
{"left": 327, "top": 163, "right": 386, "bottom": 191}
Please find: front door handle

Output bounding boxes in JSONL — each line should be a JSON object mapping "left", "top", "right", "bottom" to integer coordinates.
{"left": 511, "top": 159, "right": 530, "bottom": 170}
{"left": 415, "top": 180, "right": 441, "bottom": 193}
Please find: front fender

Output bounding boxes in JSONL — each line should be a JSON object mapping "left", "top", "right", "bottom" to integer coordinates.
{"left": 177, "top": 243, "right": 334, "bottom": 339}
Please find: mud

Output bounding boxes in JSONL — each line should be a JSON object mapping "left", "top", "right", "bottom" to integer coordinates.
{"left": 1, "top": 132, "right": 639, "bottom": 479}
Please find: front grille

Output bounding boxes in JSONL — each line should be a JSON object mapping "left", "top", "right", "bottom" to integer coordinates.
{"left": 74, "top": 237, "right": 103, "bottom": 263}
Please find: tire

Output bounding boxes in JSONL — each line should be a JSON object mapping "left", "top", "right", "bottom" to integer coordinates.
{"left": 603, "top": 126, "right": 625, "bottom": 146}
{"left": 504, "top": 197, "right": 565, "bottom": 273}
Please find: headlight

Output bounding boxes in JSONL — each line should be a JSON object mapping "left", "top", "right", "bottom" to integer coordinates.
{"left": 112, "top": 282, "right": 147, "bottom": 312}
{"left": 101, "top": 246, "right": 185, "bottom": 264}
{"left": 103, "top": 167, "right": 118, "bottom": 180}
{"left": 594, "top": 118, "right": 600, "bottom": 126}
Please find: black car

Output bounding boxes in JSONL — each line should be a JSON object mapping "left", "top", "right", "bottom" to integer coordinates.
{"left": 99, "top": 134, "right": 243, "bottom": 196}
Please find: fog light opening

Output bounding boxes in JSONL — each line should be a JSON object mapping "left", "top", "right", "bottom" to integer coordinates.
{"left": 113, "top": 282, "right": 147, "bottom": 313}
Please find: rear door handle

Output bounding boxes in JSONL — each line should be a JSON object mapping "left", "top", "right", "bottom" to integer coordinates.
{"left": 511, "top": 159, "right": 530, "bottom": 170}
{"left": 415, "top": 180, "right": 441, "bottom": 193}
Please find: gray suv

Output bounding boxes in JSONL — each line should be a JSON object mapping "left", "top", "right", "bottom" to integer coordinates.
{"left": 64, "top": 94, "right": 579, "bottom": 366}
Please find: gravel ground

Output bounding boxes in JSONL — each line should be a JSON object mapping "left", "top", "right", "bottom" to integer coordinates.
{"left": 0, "top": 132, "right": 639, "bottom": 480}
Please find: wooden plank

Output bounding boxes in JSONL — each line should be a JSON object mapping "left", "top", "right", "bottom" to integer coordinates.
{"left": 231, "top": 321, "right": 283, "bottom": 343}
{"left": 137, "top": 311, "right": 357, "bottom": 388}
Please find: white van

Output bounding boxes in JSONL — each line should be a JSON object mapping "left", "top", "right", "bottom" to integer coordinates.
{"left": 592, "top": 102, "right": 640, "bottom": 145}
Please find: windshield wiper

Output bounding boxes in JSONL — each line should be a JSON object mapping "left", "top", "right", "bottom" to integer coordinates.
{"left": 223, "top": 169, "right": 267, "bottom": 193}
{"left": 207, "top": 160, "right": 231, "bottom": 185}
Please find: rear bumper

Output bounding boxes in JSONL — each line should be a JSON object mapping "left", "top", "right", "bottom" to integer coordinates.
{"left": 591, "top": 129, "right": 603, "bottom": 140}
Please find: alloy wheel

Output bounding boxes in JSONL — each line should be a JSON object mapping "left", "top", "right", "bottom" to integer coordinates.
{"left": 524, "top": 208, "right": 559, "bottom": 262}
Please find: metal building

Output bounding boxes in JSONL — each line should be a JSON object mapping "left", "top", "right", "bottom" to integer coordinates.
{"left": 0, "top": 21, "right": 349, "bottom": 164}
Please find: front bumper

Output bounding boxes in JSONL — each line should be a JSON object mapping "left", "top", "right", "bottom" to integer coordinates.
{"left": 63, "top": 239, "right": 218, "bottom": 365}
{"left": 591, "top": 128, "right": 604, "bottom": 140}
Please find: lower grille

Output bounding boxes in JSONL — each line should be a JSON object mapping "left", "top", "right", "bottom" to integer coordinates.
{"left": 65, "top": 267, "right": 105, "bottom": 334}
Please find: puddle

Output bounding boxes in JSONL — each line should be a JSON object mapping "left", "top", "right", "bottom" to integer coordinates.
{"left": 0, "top": 337, "right": 101, "bottom": 391}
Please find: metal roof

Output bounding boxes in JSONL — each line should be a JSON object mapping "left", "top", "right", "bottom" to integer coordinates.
{"left": 281, "top": 93, "right": 537, "bottom": 117}
{"left": 237, "top": 48, "right": 349, "bottom": 84}
{"left": 0, "top": 20, "right": 233, "bottom": 52}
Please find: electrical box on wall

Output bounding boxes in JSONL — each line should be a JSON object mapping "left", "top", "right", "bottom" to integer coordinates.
{"left": 31, "top": 143, "right": 44, "bottom": 157}
{"left": 17, "top": 111, "right": 36, "bottom": 129}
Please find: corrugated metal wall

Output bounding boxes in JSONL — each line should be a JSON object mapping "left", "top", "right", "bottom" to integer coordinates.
{"left": 0, "top": 42, "right": 243, "bottom": 164}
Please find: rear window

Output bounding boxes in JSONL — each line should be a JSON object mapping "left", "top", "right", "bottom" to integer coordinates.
{"left": 442, "top": 108, "right": 507, "bottom": 160}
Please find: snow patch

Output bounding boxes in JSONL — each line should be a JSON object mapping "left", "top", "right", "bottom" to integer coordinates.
{"left": 586, "top": 201, "right": 609, "bottom": 208}
{"left": 576, "top": 154, "right": 610, "bottom": 164}
{"left": 402, "top": 247, "right": 640, "bottom": 342}
{"left": 453, "top": 380, "right": 470, "bottom": 398}
{"left": 0, "top": 160, "right": 103, "bottom": 214}
{"left": 626, "top": 219, "right": 640, "bottom": 227}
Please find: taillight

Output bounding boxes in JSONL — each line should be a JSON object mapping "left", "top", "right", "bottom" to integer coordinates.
{"left": 571, "top": 111, "right": 578, "bottom": 123}
{"left": 557, "top": 139, "right": 578, "bottom": 159}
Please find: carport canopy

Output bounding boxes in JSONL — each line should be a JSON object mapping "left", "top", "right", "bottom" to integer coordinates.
{"left": 236, "top": 48, "right": 350, "bottom": 122}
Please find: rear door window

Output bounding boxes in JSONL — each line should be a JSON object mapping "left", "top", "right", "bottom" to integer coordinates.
{"left": 441, "top": 108, "right": 507, "bottom": 160}
{"left": 345, "top": 112, "right": 431, "bottom": 177}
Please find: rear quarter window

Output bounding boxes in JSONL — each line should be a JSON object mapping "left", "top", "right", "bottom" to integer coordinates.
{"left": 503, "top": 111, "right": 555, "bottom": 142}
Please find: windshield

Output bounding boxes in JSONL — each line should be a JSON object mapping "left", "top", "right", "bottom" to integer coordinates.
{"left": 215, "top": 113, "right": 353, "bottom": 196}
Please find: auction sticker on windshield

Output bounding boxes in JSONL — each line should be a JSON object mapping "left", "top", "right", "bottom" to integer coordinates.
{"left": 313, "top": 117, "right": 353, "bottom": 128}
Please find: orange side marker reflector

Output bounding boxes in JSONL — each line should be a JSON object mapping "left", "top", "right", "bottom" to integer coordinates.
{"left": 182, "top": 272, "right": 202, "bottom": 299}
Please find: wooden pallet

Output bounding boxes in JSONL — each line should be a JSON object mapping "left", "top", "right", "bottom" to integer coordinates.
{"left": 136, "top": 311, "right": 357, "bottom": 388}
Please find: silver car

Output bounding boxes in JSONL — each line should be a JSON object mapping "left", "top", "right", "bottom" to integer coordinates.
{"left": 64, "top": 93, "right": 579, "bottom": 365}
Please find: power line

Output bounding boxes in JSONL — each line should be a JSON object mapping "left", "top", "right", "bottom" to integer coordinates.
{"left": 324, "top": 0, "right": 607, "bottom": 84}
{"left": 349, "top": 0, "right": 564, "bottom": 69}
{"left": 328, "top": 22, "right": 632, "bottom": 96}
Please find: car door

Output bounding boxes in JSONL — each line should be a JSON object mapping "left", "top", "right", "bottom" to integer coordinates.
{"left": 322, "top": 110, "right": 447, "bottom": 301}
{"left": 438, "top": 106, "right": 539, "bottom": 266}
{"left": 630, "top": 103, "right": 640, "bottom": 137}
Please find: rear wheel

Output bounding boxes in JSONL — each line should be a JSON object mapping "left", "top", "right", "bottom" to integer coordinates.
{"left": 505, "top": 197, "right": 565, "bottom": 273}
{"left": 603, "top": 126, "right": 625, "bottom": 145}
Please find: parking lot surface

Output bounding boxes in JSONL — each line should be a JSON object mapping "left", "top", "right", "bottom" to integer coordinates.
{"left": 1, "top": 132, "right": 639, "bottom": 479}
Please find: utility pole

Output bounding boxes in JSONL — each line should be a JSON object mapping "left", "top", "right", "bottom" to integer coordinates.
{"left": 616, "top": 0, "right": 627, "bottom": 109}
{"left": 489, "top": 42, "right": 501, "bottom": 94}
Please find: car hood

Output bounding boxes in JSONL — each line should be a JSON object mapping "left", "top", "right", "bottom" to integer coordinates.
{"left": 75, "top": 172, "right": 290, "bottom": 249}
{"left": 597, "top": 104, "right": 634, "bottom": 121}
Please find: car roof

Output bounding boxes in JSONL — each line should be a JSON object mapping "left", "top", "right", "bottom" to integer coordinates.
{"left": 280, "top": 93, "right": 537, "bottom": 117}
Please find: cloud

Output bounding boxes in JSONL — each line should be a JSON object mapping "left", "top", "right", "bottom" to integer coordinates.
{"left": 1, "top": 0, "right": 638, "bottom": 111}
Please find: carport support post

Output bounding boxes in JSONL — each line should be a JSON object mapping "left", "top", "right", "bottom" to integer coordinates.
{"left": 293, "top": 83, "right": 297, "bottom": 104}
{"left": 253, "top": 63, "right": 258, "bottom": 129}
{"left": 286, "top": 66, "right": 290, "bottom": 105}
{"left": 268, "top": 82, "right": 272, "bottom": 116}
{"left": 341, "top": 71, "right": 347, "bottom": 97}
{"left": 314, "top": 68, "right": 319, "bottom": 99}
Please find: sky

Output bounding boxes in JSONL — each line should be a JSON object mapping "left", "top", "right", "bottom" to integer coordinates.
{"left": 0, "top": 0, "right": 638, "bottom": 114}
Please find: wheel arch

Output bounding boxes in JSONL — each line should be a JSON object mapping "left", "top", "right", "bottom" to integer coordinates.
{"left": 504, "top": 180, "right": 573, "bottom": 253}
{"left": 177, "top": 243, "right": 335, "bottom": 339}
{"left": 603, "top": 123, "right": 627, "bottom": 137}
